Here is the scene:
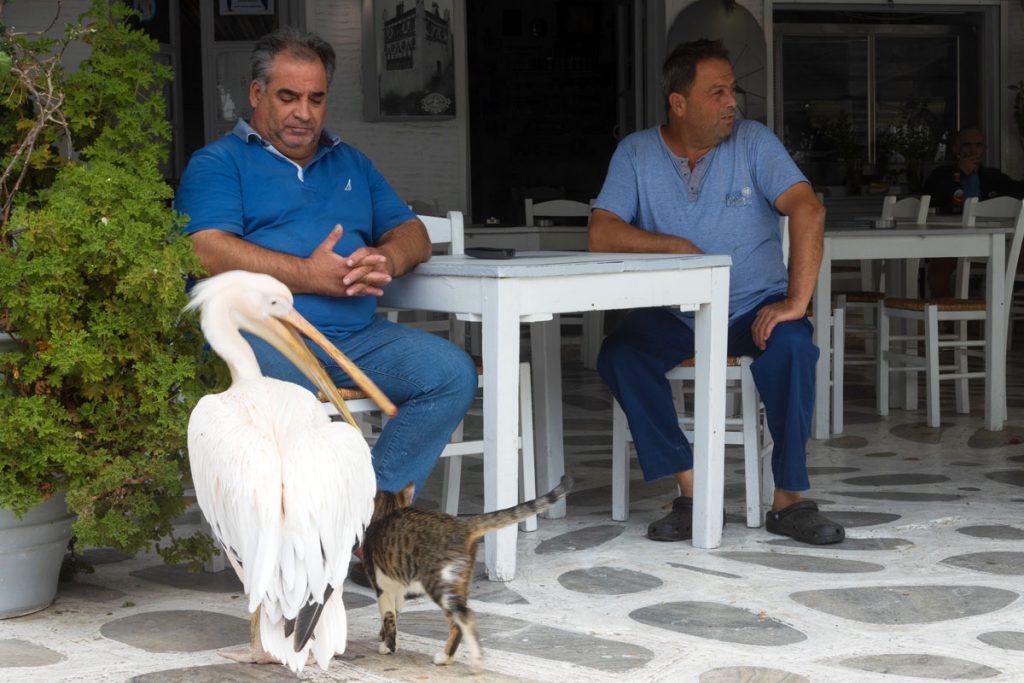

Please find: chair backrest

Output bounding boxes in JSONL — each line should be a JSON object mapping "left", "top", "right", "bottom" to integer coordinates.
{"left": 880, "top": 194, "right": 931, "bottom": 225}
{"left": 961, "top": 195, "right": 1022, "bottom": 228}
{"left": 957, "top": 196, "right": 1024, "bottom": 313}
{"left": 418, "top": 211, "right": 465, "bottom": 255}
{"left": 524, "top": 198, "right": 592, "bottom": 226}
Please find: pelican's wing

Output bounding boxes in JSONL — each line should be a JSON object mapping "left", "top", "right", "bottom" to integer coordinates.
{"left": 187, "top": 384, "right": 285, "bottom": 600}
{"left": 270, "top": 396, "right": 376, "bottom": 668}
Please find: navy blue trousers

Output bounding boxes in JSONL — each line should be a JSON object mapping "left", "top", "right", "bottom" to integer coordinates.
{"left": 596, "top": 294, "right": 819, "bottom": 492}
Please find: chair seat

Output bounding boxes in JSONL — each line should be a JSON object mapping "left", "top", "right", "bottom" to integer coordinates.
{"left": 839, "top": 291, "right": 885, "bottom": 303}
{"left": 679, "top": 355, "right": 741, "bottom": 368}
{"left": 884, "top": 297, "right": 985, "bottom": 312}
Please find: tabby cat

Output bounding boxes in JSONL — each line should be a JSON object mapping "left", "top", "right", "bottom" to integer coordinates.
{"left": 361, "top": 474, "right": 573, "bottom": 672}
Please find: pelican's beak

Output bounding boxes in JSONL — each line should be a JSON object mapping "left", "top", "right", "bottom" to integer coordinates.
{"left": 247, "top": 309, "right": 398, "bottom": 429}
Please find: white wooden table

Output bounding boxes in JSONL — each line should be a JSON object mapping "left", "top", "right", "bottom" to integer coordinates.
{"left": 814, "top": 225, "right": 1011, "bottom": 439}
{"left": 381, "top": 252, "right": 732, "bottom": 581}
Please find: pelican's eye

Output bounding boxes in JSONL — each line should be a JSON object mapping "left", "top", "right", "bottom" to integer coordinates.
{"left": 266, "top": 296, "right": 292, "bottom": 316}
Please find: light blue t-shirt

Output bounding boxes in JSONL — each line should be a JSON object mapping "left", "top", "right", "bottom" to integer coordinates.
{"left": 175, "top": 119, "right": 416, "bottom": 336}
{"left": 594, "top": 120, "right": 808, "bottom": 321}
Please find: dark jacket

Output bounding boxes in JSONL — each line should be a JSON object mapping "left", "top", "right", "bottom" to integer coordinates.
{"left": 923, "top": 164, "right": 1024, "bottom": 214}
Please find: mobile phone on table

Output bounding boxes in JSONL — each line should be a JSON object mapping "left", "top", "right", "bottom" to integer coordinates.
{"left": 465, "top": 247, "right": 516, "bottom": 259}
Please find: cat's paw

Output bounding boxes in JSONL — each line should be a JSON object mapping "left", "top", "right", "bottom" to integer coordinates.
{"left": 433, "top": 652, "right": 452, "bottom": 666}
{"left": 469, "top": 655, "right": 483, "bottom": 673}
{"left": 378, "top": 642, "right": 394, "bottom": 655}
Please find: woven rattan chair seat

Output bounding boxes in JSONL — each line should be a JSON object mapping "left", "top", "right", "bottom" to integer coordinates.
{"left": 884, "top": 297, "right": 985, "bottom": 312}
{"left": 840, "top": 291, "right": 885, "bottom": 303}
{"left": 680, "top": 355, "right": 741, "bottom": 368}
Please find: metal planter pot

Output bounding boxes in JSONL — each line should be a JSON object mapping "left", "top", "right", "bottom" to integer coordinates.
{"left": 0, "top": 491, "right": 75, "bottom": 619}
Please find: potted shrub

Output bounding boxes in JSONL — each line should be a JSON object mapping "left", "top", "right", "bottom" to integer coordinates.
{"left": 818, "top": 110, "right": 865, "bottom": 196}
{"left": 0, "top": 0, "right": 217, "bottom": 617}
{"left": 879, "top": 100, "right": 938, "bottom": 195}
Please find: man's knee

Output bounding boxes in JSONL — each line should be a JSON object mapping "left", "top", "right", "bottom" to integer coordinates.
{"left": 767, "top": 319, "right": 817, "bottom": 359}
{"left": 439, "top": 344, "right": 479, "bottom": 407}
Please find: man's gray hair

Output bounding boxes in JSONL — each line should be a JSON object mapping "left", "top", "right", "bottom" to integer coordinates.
{"left": 251, "top": 26, "right": 336, "bottom": 87}
{"left": 662, "top": 38, "right": 730, "bottom": 101}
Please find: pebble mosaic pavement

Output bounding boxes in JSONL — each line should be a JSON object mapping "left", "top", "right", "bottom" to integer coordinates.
{"left": 2, "top": 334, "right": 1024, "bottom": 683}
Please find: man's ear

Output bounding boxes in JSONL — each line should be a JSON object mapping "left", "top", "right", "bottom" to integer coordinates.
{"left": 668, "top": 91, "right": 687, "bottom": 117}
{"left": 249, "top": 80, "right": 263, "bottom": 110}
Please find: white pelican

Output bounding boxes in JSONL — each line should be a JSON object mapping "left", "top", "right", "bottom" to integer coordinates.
{"left": 185, "top": 270, "right": 395, "bottom": 672}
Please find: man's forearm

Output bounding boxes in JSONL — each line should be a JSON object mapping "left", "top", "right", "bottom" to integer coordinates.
{"left": 588, "top": 209, "right": 701, "bottom": 254}
{"left": 190, "top": 229, "right": 314, "bottom": 293}
{"left": 376, "top": 219, "right": 432, "bottom": 277}
{"left": 785, "top": 221, "right": 823, "bottom": 309}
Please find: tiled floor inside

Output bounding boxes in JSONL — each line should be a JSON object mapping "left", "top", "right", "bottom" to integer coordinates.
{"left": 3, "top": 330, "right": 1024, "bottom": 682}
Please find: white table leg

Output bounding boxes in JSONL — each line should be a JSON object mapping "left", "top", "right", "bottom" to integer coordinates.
{"left": 481, "top": 279, "right": 523, "bottom": 581}
{"left": 813, "top": 241, "right": 832, "bottom": 439}
{"left": 986, "top": 233, "right": 1006, "bottom": 430}
{"left": 531, "top": 317, "right": 566, "bottom": 519}
{"left": 691, "top": 266, "right": 729, "bottom": 549}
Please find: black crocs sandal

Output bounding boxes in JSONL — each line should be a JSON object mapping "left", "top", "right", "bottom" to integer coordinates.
{"left": 765, "top": 500, "right": 845, "bottom": 545}
{"left": 647, "top": 496, "right": 694, "bottom": 541}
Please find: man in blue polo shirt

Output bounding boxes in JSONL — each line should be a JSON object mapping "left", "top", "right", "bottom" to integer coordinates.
{"left": 175, "top": 27, "right": 477, "bottom": 501}
{"left": 592, "top": 39, "right": 844, "bottom": 545}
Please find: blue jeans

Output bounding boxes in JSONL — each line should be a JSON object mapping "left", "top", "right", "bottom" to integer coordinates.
{"left": 596, "top": 294, "right": 819, "bottom": 492}
{"left": 246, "top": 316, "right": 478, "bottom": 495}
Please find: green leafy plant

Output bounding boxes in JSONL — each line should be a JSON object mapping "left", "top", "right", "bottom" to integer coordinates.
{"left": 879, "top": 100, "right": 937, "bottom": 193}
{"left": 816, "top": 110, "right": 864, "bottom": 192}
{"left": 0, "top": 1, "right": 220, "bottom": 565}
{"left": 817, "top": 110, "right": 864, "bottom": 166}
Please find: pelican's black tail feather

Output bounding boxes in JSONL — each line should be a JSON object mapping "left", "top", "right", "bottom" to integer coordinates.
{"left": 292, "top": 584, "right": 333, "bottom": 652}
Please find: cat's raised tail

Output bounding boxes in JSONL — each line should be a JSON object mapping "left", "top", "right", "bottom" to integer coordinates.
{"left": 465, "top": 475, "right": 574, "bottom": 542}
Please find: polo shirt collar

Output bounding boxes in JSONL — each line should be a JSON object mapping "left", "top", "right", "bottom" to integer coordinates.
{"left": 232, "top": 118, "right": 342, "bottom": 146}
{"left": 231, "top": 118, "right": 342, "bottom": 179}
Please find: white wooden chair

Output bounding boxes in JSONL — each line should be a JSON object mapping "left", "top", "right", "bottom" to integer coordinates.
{"left": 611, "top": 356, "right": 772, "bottom": 527}
{"left": 524, "top": 197, "right": 602, "bottom": 368}
{"left": 834, "top": 194, "right": 930, "bottom": 410}
{"left": 524, "top": 198, "right": 593, "bottom": 226}
{"left": 878, "top": 196, "right": 1024, "bottom": 427}
{"left": 321, "top": 212, "right": 539, "bottom": 530}
{"left": 608, "top": 217, "right": 845, "bottom": 526}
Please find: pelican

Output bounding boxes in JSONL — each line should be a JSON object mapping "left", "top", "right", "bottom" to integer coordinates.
{"left": 185, "top": 270, "right": 396, "bottom": 672}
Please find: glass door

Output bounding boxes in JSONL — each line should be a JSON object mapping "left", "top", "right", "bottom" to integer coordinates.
{"left": 774, "top": 14, "right": 980, "bottom": 196}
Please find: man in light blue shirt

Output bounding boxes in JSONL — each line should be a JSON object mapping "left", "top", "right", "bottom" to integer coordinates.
{"left": 175, "top": 28, "right": 477, "bottom": 501}
{"left": 592, "top": 39, "right": 843, "bottom": 545}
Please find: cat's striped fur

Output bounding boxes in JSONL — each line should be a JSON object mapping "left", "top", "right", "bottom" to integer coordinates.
{"left": 361, "top": 475, "right": 573, "bottom": 672}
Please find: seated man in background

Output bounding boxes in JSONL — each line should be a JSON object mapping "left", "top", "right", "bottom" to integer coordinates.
{"left": 923, "top": 126, "right": 1024, "bottom": 297}
{"left": 591, "top": 39, "right": 844, "bottom": 545}
{"left": 175, "top": 27, "right": 478, "bottom": 498}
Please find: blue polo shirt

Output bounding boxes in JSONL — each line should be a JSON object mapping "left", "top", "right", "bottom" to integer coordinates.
{"left": 175, "top": 119, "right": 416, "bottom": 335}
{"left": 594, "top": 120, "right": 807, "bottom": 321}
